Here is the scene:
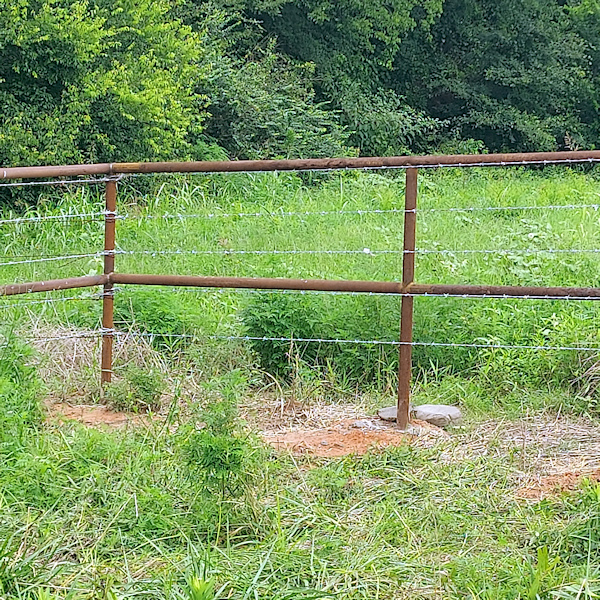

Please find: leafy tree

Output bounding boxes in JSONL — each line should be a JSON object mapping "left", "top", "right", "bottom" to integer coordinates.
{"left": 201, "top": 41, "right": 350, "bottom": 159}
{"left": 393, "top": 0, "right": 595, "bottom": 151}
{"left": 0, "top": 0, "right": 212, "bottom": 167}
{"left": 248, "top": 0, "right": 445, "bottom": 155}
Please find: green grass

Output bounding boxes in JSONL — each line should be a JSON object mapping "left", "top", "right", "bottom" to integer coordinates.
{"left": 2, "top": 168, "right": 600, "bottom": 597}
{"left": 3, "top": 167, "right": 600, "bottom": 402}
{"left": 2, "top": 384, "right": 600, "bottom": 598}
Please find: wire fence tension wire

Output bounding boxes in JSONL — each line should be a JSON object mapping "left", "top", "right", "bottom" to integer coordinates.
{"left": 112, "top": 331, "right": 600, "bottom": 354}
{"left": 3, "top": 151, "right": 600, "bottom": 429}
{"left": 124, "top": 202, "right": 600, "bottom": 221}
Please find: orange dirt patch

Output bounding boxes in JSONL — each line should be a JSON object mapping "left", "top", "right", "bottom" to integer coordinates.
{"left": 262, "top": 418, "right": 445, "bottom": 457}
{"left": 516, "top": 468, "right": 600, "bottom": 501}
{"left": 46, "top": 402, "right": 157, "bottom": 429}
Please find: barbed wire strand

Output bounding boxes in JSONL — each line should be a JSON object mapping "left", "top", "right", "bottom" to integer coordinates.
{"left": 0, "top": 294, "right": 101, "bottom": 310}
{"left": 133, "top": 286, "right": 600, "bottom": 302}
{"left": 30, "top": 331, "right": 105, "bottom": 343}
{"left": 113, "top": 330, "right": 600, "bottom": 353}
{"left": 1, "top": 200, "right": 595, "bottom": 228}
{"left": 6, "top": 247, "right": 600, "bottom": 263}
{"left": 124, "top": 202, "right": 600, "bottom": 222}
{"left": 0, "top": 252, "right": 106, "bottom": 267}
{"left": 118, "top": 248, "right": 600, "bottom": 257}
{"left": 22, "top": 326, "right": 600, "bottom": 352}
{"left": 0, "top": 211, "right": 112, "bottom": 226}
{"left": 0, "top": 175, "right": 123, "bottom": 189}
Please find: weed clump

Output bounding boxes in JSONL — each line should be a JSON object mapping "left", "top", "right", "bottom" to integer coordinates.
{"left": 0, "top": 329, "right": 41, "bottom": 448}
{"left": 105, "top": 365, "right": 166, "bottom": 413}
{"left": 180, "top": 371, "right": 260, "bottom": 499}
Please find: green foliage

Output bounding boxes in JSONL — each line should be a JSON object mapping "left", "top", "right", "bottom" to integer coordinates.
{"left": 241, "top": 292, "right": 399, "bottom": 387}
{"left": 182, "top": 371, "right": 258, "bottom": 497}
{"left": 0, "top": 329, "right": 41, "bottom": 448}
{"left": 0, "top": 0, "right": 212, "bottom": 168}
{"left": 198, "top": 17, "right": 350, "bottom": 159}
{"left": 114, "top": 289, "right": 196, "bottom": 350}
{"left": 339, "top": 87, "right": 439, "bottom": 156}
{"left": 105, "top": 365, "right": 165, "bottom": 413}
{"left": 185, "top": 576, "right": 217, "bottom": 600}
{"left": 560, "top": 483, "right": 600, "bottom": 563}
{"left": 388, "top": 0, "right": 598, "bottom": 151}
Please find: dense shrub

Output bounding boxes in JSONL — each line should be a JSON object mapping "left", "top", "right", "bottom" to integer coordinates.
{"left": 0, "top": 0, "right": 211, "bottom": 168}
{"left": 241, "top": 291, "right": 594, "bottom": 392}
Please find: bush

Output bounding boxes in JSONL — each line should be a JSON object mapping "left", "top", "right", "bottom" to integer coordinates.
{"left": 181, "top": 371, "right": 258, "bottom": 498}
{"left": 113, "top": 289, "right": 196, "bottom": 351}
{"left": 201, "top": 39, "right": 351, "bottom": 159}
{"left": 0, "top": 0, "right": 212, "bottom": 171}
{"left": 241, "top": 291, "right": 597, "bottom": 393}
{"left": 241, "top": 292, "right": 400, "bottom": 387}
{"left": 105, "top": 365, "right": 165, "bottom": 413}
{"left": 0, "top": 329, "right": 41, "bottom": 449}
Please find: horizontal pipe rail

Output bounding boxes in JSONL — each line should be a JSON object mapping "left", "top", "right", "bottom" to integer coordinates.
{"left": 409, "top": 283, "right": 600, "bottom": 298}
{"left": 3, "top": 150, "right": 600, "bottom": 180}
{"left": 3, "top": 273, "right": 600, "bottom": 300}
{"left": 109, "top": 273, "right": 405, "bottom": 293}
{"left": 0, "top": 275, "right": 107, "bottom": 296}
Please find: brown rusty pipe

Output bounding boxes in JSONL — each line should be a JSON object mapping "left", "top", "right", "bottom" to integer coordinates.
{"left": 408, "top": 283, "right": 600, "bottom": 299}
{"left": 0, "top": 275, "right": 107, "bottom": 296}
{"left": 109, "top": 273, "right": 406, "bottom": 294}
{"left": 3, "top": 150, "right": 600, "bottom": 180}
{"left": 2, "top": 274, "right": 600, "bottom": 299}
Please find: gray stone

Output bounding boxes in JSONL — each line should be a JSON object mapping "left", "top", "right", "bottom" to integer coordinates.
{"left": 377, "top": 406, "right": 398, "bottom": 421}
{"left": 377, "top": 404, "right": 462, "bottom": 428}
{"left": 412, "top": 404, "right": 462, "bottom": 428}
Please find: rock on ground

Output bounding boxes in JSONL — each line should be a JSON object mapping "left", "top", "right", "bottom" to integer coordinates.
{"left": 378, "top": 404, "right": 462, "bottom": 428}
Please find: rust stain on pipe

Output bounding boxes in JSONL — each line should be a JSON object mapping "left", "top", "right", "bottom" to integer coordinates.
{"left": 3, "top": 150, "right": 600, "bottom": 180}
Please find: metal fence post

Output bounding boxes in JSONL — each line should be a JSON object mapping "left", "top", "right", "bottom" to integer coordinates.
{"left": 101, "top": 178, "right": 117, "bottom": 384}
{"left": 397, "top": 168, "right": 418, "bottom": 429}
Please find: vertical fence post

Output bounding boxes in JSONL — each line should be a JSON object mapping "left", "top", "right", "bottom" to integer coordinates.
{"left": 397, "top": 168, "right": 418, "bottom": 429}
{"left": 101, "top": 178, "right": 117, "bottom": 385}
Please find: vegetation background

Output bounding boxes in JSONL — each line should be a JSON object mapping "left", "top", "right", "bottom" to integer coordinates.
{"left": 3, "top": 1, "right": 600, "bottom": 598}
{"left": 3, "top": 0, "right": 600, "bottom": 173}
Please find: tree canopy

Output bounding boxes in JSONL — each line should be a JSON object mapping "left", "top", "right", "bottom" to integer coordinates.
{"left": 1, "top": 0, "right": 599, "bottom": 168}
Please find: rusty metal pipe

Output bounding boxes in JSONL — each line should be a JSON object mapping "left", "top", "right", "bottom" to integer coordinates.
{"left": 0, "top": 275, "right": 107, "bottom": 296}
{"left": 109, "top": 273, "right": 405, "bottom": 293}
{"left": 3, "top": 150, "right": 600, "bottom": 180}
{"left": 101, "top": 180, "right": 117, "bottom": 384}
{"left": 109, "top": 274, "right": 600, "bottom": 299}
{"left": 3, "top": 274, "right": 600, "bottom": 300}
{"left": 408, "top": 283, "right": 600, "bottom": 298}
{"left": 397, "top": 169, "right": 418, "bottom": 429}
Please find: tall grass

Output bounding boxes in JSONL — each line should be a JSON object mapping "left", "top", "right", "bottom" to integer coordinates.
{"left": 3, "top": 167, "right": 600, "bottom": 404}
{"left": 3, "top": 165, "right": 600, "bottom": 596}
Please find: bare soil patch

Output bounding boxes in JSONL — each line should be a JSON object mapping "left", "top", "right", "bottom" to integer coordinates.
{"left": 515, "top": 469, "right": 600, "bottom": 501}
{"left": 46, "top": 401, "right": 156, "bottom": 429}
{"left": 262, "top": 417, "right": 445, "bottom": 457}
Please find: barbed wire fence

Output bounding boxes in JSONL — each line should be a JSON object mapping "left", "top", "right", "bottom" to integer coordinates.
{"left": 2, "top": 153, "right": 600, "bottom": 427}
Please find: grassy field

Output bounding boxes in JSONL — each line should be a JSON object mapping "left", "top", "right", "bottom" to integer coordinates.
{"left": 2, "top": 167, "right": 600, "bottom": 598}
